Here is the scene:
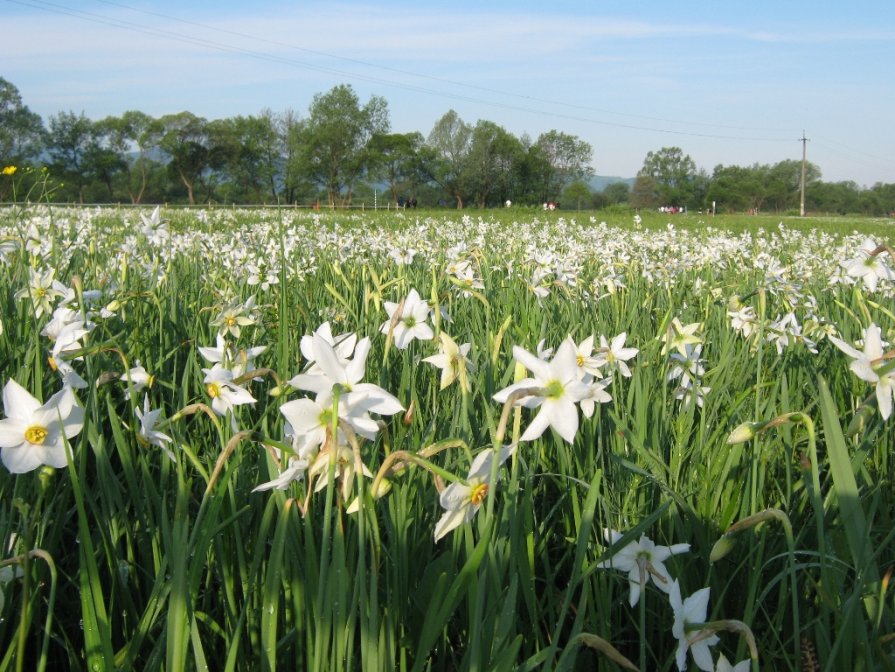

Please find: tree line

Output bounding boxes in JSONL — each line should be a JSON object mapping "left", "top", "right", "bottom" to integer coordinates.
{"left": 2, "top": 77, "right": 893, "bottom": 214}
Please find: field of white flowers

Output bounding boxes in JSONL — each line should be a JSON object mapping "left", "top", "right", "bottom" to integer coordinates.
{"left": 0, "top": 203, "right": 893, "bottom": 671}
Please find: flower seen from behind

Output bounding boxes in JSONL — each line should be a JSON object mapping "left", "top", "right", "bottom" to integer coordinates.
{"left": 423, "top": 332, "right": 473, "bottom": 392}
{"left": 670, "top": 580, "right": 720, "bottom": 671}
{"left": 135, "top": 394, "right": 174, "bottom": 461}
{"left": 662, "top": 318, "right": 704, "bottom": 357}
{"left": 596, "top": 529, "right": 690, "bottom": 607}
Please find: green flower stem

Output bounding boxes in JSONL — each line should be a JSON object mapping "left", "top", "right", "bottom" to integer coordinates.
{"left": 312, "top": 386, "right": 342, "bottom": 672}
{"left": 370, "top": 447, "right": 468, "bottom": 499}
{"left": 1, "top": 551, "right": 57, "bottom": 672}
{"left": 639, "top": 579, "right": 647, "bottom": 672}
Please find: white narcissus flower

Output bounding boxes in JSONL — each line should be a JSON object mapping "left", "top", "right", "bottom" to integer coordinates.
{"left": 728, "top": 305, "right": 757, "bottom": 339}
{"left": 299, "top": 322, "right": 357, "bottom": 375}
{"left": 714, "top": 654, "right": 750, "bottom": 672}
{"left": 289, "top": 333, "right": 403, "bottom": 422}
{"left": 202, "top": 366, "right": 256, "bottom": 416}
{"left": 211, "top": 297, "right": 258, "bottom": 339}
{"left": 0, "top": 380, "right": 84, "bottom": 473}
{"left": 668, "top": 344, "right": 707, "bottom": 389}
{"left": 594, "top": 332, "right": 639, "bottom": 378}
{"left": 596, "top": 529, "right": 690, "bottom": 607}
{"left": 670, "top": 581, "right": 720, "bottom": 671}
{"left": 308, "top": 444, "right": 373, "bottom": 503}
{"left": 662, "top": 318, "right": 703, "bottom": 357}
{"left": 380, "top": 288, "right": 434, "bottom": 350}
{"left": 828, "top": 322, "right": 894, "bottom": 419}
{"left": 434, "top": 445, "right": 514, "bottom": 542}
{"left": 123, "top": 363, "right": 155, "bottom": 400}
{"left": 279, "top": 397, "right": 335, "bottom": 455}
{"left": 579, "top": 376, "right": 612, "bottom": 419}
{"left": 493, "top": 339, "right": 590, "bottom": 443}
{"left": 423, "top": 332, "right": 473, "bottom": 392}
{"left": 570, "top": 335, "right": 603, "bottom": 379}
{"left": 134, "top": 394, "right": 174, "bottom": 461}
{"left": 253, "top": 456, "right": 309, "bottom": 492}
{"left": 16, "top": 268, "right": 66, "bottom": 319}
{"left": 842, "top": 237, "right": 893, "bottom": 292}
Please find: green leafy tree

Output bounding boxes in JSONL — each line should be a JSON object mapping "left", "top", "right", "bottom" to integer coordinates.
{"left": 426, "top": 109, "right": 472, "bottom": 208}
{"left": 279, "top": 109, "right": 311, "bottom": 204}
{"left": 368, "top": 131, "right": 427, "bottom": 204}
{"left": 298, "top": 84, "right": 389, "bottom": 205}
{"left": 0, "top": 77, "right": 44, "bottom": 167}
{"left": 602, "top": 181, "right": 630, "bottom": 205}
{"left": 765, "top": 159, "right": 821, "bottom": 212}
{"left": 531, "top": 130, "right": 593, "bottom": 202}
{"left": 96, "top": 111, "right": 159, "bottom": 203}
{"left": 463, "top": 121, "right": 525, "bottom": 208}
{"left": 202, "top": 115, "right": 273, "bottom": 203}
{"left": 806, "top": 180, "right": 863, "bottom": 215}
{"left": 867, "top": 182, "right": 895, "bottom": 215}
{"left": 706, "top": 164, "right": 768, "bottom": 213}
{"left": 562, "top": 180, "right": 593, "bottom": 210}
{"left": 46, "top": 111, "right": 95, "bottom": 202}
{"left": 638, "top": 146, "right": 697, "bottom": 206}
{"left": 629, "top": 174, "right": 661, "bottom": 209}
{"left": 157, "top": 112, "right": 211, "bottom": 205}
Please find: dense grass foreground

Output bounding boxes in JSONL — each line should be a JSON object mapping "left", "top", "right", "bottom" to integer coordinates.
{"left": 0, "top": 204, "right": 893, "bottom": 671}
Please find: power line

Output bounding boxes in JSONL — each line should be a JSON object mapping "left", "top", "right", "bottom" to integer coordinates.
{"left": 88, "top": 0, "right": 791, "bottom": 135}
{"left": 5, "top": 0, "right": 797, "bottom": 142}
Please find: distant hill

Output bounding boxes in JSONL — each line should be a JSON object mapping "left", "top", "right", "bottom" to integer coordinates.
{"left": 588, "top": 175, "right": 636, "bottom": 192}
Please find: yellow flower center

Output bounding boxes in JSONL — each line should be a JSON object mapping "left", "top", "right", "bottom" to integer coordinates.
{"left": 469, "top": 482, "right": 488, "bottom": 506}
{"left": 206, "top": 382, "right": 221, "bottom": 398}
{"left": 576, "top": 354, "right": 585, "bottom": 367}
{"left": 25, "top": 425, "right": 48, "bottom": 445}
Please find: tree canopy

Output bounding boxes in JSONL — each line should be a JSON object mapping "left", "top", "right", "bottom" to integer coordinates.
{"left": 1, "top": 78, "right": 893, "bottom": 214}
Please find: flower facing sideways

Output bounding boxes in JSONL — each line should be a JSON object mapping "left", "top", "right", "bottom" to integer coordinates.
{"left": 203, "top": 366, "right": 256, "bottom": 416}
{"left": 0, "top": 379, "right": 84, "bottom": 473}
{"left": 434, "top": 445, "right": 514, "bottom": 542}
{"left": 842, "top": 237, "right": 893, "bottom": 292}
{"left": 828, "top": 322, "right": 895, "bottom": 419}
{"left": 253, "top": 456, "right": 309, "bottom": 492}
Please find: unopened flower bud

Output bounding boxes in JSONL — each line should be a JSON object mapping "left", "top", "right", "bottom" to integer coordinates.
{"left": 726, "top": 422, "right": 757, "bottom": 444}
{"left": 709, "top": 535, "right": 735, "bottom": 563}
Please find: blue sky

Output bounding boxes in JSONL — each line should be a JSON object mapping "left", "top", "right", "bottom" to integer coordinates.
{"left": 3, "top": 0, "right": 894, "bottom": 186}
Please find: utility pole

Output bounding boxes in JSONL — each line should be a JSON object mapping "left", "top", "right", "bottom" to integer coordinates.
{"left": 799, "top": 131, "right": 809, "bottom": 217}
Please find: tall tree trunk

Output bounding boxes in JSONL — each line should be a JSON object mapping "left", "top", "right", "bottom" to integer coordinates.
{"left": 179, "top": 170, "right": 195, "bottom": 205}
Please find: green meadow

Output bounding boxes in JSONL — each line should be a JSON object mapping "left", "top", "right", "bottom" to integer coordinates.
{"left": 0, "top": 204, "right": 892, "bottom": 671}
